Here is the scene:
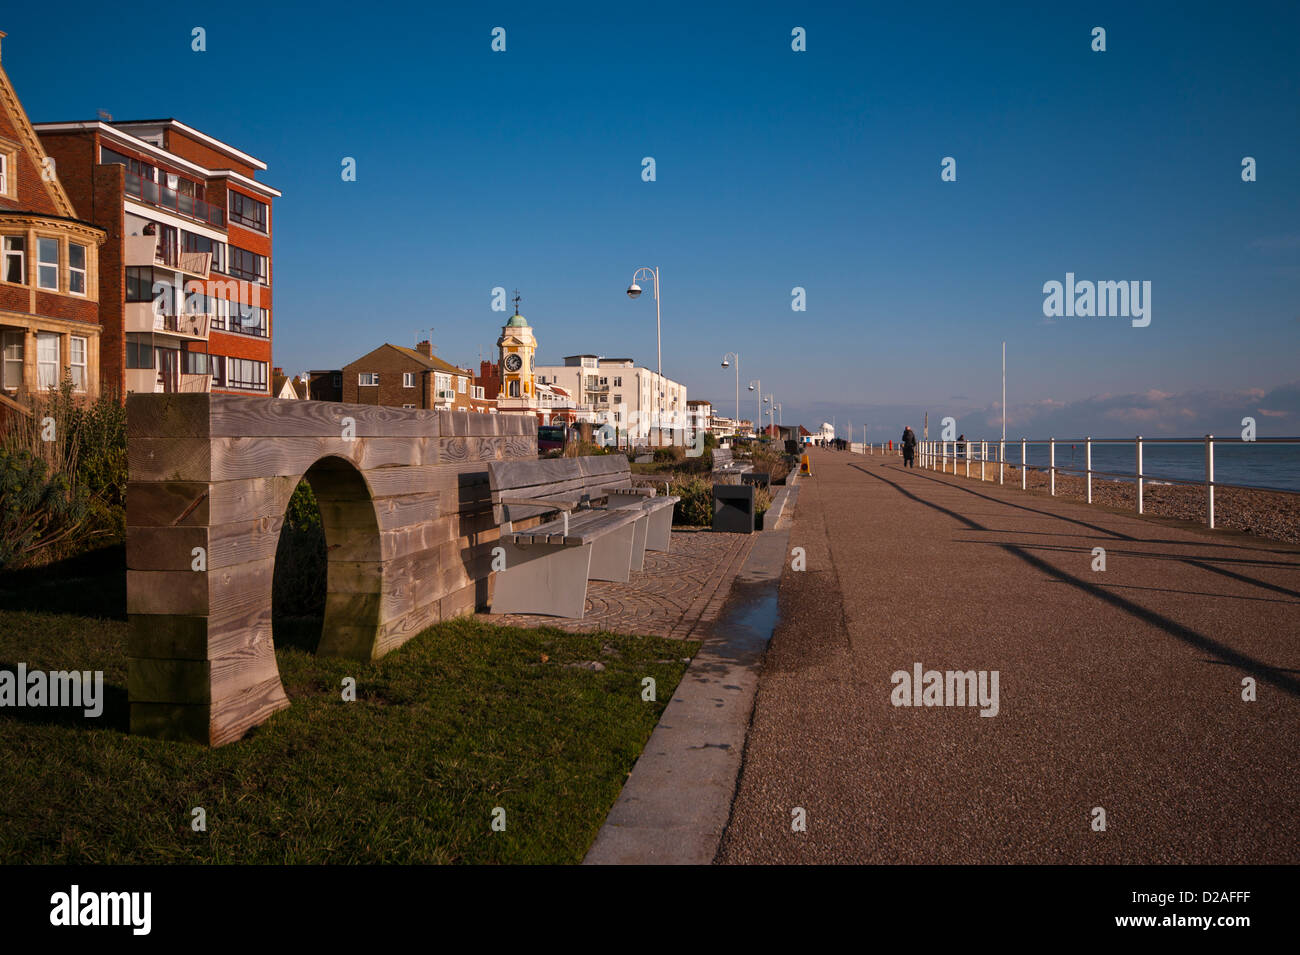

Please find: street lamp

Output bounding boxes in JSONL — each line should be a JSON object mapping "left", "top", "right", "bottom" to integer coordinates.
{"left": 721, "top": 352, "right": 739, "bottom": 424}
{"left": 628, "top": 266, "right": 662, "bottom": 444}
{"left": 748, "top": 379, "right": 760, "bottom": 438}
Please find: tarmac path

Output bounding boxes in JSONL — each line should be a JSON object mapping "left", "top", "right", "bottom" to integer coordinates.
{"left": 716, "top": 449, "right": 1300, "bottom": 863}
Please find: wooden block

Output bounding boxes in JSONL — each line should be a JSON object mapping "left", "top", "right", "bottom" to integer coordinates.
{"left": 131, "top": 701, "right": 211, "bottom": 744}
{"left": 129, "top": 657, "right": 211, "bottom": 704}
{"left": 375, "top": 601, "right": 440, "bottom": 655}
{"left": 126, "top": 482, "right": 210, "bottom": 528}
{"left": 128, "top": 614, "right": 209, "bottom": 660}
{"left": 209, "top": 394, "right": 441, "bottom": 438}
{"left": 208, "top": 675, "right": 290, "bottom": 747}
{"left": 317, "top": 622, "right": 384, "bottom": 661}
{"left": 370, "top": 492, "right": 440, "bottom": 531}
{"left": 129, "top": 437, "right": 213, "bottom": 482}
{"left": 127, "top": 393, "right": 212, "bottom": 439}
{"left": 127, "top": 570, "right": 208, "bottom": 615}
{"left": 127, "top": 526, "right": 209, "bottom": 571}
{"left": 326, "top": 559, "right": 384, "bottom": 595}
{"left": 440, "top": 582, "right": 476, "bottom": 621}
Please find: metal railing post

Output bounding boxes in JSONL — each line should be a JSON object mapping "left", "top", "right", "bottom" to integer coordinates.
{"left": 1021, "top": 438, "right": 1027, "bottom": 490}
{"left": 1136, "top": 436, "right": 1144, "bottom": 514}
{"left": 1206, "top": 434, "right": 1215, "bottom": 529}
{"left": 1085, "top": 437, "right": 1092, "bottom": 504}
{"left": 999, "top": 439, "right": 1005, "bottom": 485}
{"left": 980, "top": 440, "right": 986, "bottom": 482}
{"left": 965, "top": 441, "right": 970, "bottom": 478}
{"left": 1049, "top": 438, "right": 1056, "bottom": 496}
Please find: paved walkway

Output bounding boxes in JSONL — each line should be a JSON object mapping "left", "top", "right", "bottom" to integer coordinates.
{"left": 482, "top": 528, "right": 755, "bottom": 640}
{"left": 718, "top": 449, "right": 1300, "bottom": 864}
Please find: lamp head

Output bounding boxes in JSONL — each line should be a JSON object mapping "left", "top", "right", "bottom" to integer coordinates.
{"left": 748, "top": 384, "right": 755, "bottom": 392}
{"left": 626, "top": 283, "right": 642, "bottom": 300}
{"left": 721, "top": 359, "right": 730, "bottom": 368}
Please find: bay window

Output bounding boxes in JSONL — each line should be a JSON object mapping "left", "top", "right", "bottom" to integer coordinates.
{"left": 36, "top": 332, "right": 59, "bottom": 390}
{"left": 69, "top": 336, "right": 87, "bottom": 391}
{"left": 37, "top": 238, "right": 59, "bottom": 290}
{"left": 3, "top": 236, "right": 24, "bottom": 284}
{"left": 2, "top": 331, "right": 23, "bottom": 389}
{"left": 69, "top": 244, "right": 87, "bottom": 295}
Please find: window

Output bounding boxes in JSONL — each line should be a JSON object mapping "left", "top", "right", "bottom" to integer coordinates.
{"left": 225, "top": 358, "right": 267, "bottom": 391}
{"left": 332, "top": 373, "right": 341, "bottom": 389}
{"left": 228, "top": 192, "right": 268, "bottom": 232}
{"left": 614, "top": 394, "right": 621, "bottom": 404}
{"left": 434, "top": 373, "right": 451, "bottom": 398}
{"left": 0, "top": 154, "right": 7, "bottom": 194}
{"left": 358, "top": 372, "right": 379, "bottom": 386}
{"left": 613, "top": 376, "right": 622, "bottom": 387}
{"left": 228, "top": 303, "right": 269, "bottom": 337}
{"left": 182, "top": 351, "right": 213, "bottom": 375}
{"left": 125, "top": 337, "right": 154, "bottom": 369}
{"left": 227, "top": 245, "right": 267, "bottom": 283}
{"left": 402, "top": 403, "right": 415, "bottom": 409}
{"left": 69, "top": 336, "right": 87, "bottom": 391}
{"left": 599, "top": 377, "right": 608, "bottom": 386}
{"left": 37, "top": 238, "right": 59, "bottom": 290}
{"left": 403, "top": 372, "right": 416, "bottom": 388}
{"left": 2, "top": 331, "right": 22, "bottom": 389}
{"left": 68, "top": 244, "right": 87, "bottom": 295}
{"left": 458, "top": 376, "right": 466, "bottom": 393}
{"left": 36, "top": 332, "right": 59, "bottom": 390}
{"left": 183, "top": 232, "right": 224, "bottom": 272}
{"left": 3, "top": 236, "right": 24, "bottom": 284}
{"left": 509, "top": 380, "right": 520, "bottom": 397}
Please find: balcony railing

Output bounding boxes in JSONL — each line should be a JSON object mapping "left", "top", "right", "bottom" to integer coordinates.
{"left": 124, "top": 171, "right": 225, "bottom": 228}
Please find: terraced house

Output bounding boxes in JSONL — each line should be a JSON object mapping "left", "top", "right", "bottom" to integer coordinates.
{"left": 36, "top": 110, "right": 279, "bottom": 397}
{"left": 341, "top": 341, "right": 485, "bottom": 411}
{"left": 0, "top": 31, "right": 106, "bottom": 411}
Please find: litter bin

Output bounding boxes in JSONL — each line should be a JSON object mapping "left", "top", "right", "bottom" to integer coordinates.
{"left": 713, "top": 483, "right": 755, "bottom": 533}
{"left": 784, "top": 439, "right": 799, "bottom": 456}
{"left": 742, "top": 471, "right": 771, "bottom": 489}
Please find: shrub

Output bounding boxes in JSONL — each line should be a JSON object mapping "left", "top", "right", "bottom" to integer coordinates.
{"left": 653, "top": 446, "right": 684, "bottom": 464}
{"left": 0, "top": 448, "right": 95, "bottom": 569}
{"left": 272, "top": 479, "right": 326, "bottom": 619}
{"left": 669, "top": 477, "right": 713, "bottom": 526}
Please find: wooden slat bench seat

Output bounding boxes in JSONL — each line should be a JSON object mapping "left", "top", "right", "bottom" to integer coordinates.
{"left": 486, "top": 455, "right": 680, "bottom": 618}
{"left": 712, "top": 447, "right": 753, "bottom": 475}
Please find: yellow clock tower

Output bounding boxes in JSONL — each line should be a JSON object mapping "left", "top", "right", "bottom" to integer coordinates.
{"left": 497, "top": 290, "right": 536, "bottom": 401}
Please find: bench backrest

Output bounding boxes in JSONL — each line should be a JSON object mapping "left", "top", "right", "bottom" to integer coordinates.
{"left": 487, "top": 455, "right": 635, "bottom": 524}
{"left": 714, "top": 448, "right": 734, "bottom": 467}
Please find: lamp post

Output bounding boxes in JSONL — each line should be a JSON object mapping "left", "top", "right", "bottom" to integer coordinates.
{"left": 721, "top": 352, "right": 740, "bottom": 424}
{"left": 747, "top": 379, "right": 760, "bottom": 438}
{"left": 627, "top": 267, "right": 662, "bottom": 444}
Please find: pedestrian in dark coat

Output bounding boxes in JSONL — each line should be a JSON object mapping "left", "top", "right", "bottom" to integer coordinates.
{"left": 902, "top": 426, "right": 917, "bottom": 467}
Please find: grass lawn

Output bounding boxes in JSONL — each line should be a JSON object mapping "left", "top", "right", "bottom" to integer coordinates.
{"left": 0, "top": 550, "right": 697, "bottom": 864}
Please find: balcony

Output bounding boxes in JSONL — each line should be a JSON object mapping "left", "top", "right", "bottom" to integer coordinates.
{"left": 124, "top": 302, "right": 211, "bottom": 340}
{"left": 124, "top": 235, "right": 212, "bottom": 279}
{"left": 126, "top": 368, "right": 211, "bottom": 394}
{"left": 123, "top": 170, "right": 225, "bottom": 228}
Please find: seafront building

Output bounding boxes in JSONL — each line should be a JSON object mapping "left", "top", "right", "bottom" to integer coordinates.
{"left": 0, "top": 32, "right": 107, "bottom": 410}
{"left": 36, "top": 115, "right": 279, "bottom": 396}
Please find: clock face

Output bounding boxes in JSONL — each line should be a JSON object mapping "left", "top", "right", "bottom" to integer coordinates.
{"left": 504, "top": 354, "right": 523, "bottom": 372}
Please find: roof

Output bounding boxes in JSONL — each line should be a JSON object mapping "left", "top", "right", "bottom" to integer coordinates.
{"left": 798, "top": 425, "right": 813, "bottom": 435}
{"left": 505, "top": 311, "right": 528, "bottom": 328}
{"left": 387, "top": 344, "right": 470, "bottom": 376}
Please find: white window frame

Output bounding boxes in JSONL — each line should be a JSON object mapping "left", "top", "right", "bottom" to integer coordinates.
{"left": 2, "top": 330, "right": 23, "bottom": 389}
{"left": 69, "top": 335, "right": 87, "bottom": 391}
{"left": 402, "top": 403, "right": 416, "bottom": 409}
{"left": 403, "top": 371, "right": 416, "bottom": 388}
{"left": 4, "top": 235, "right": 26, "bottom": 285}
{"left": 458, "top": 376, "right": 466, "bottom": 393}
{"left": 358, "top": 372, "right": 379, "bottom": 386}
{"left": 0, "top": 154, "right": 7, "bottom": 195}
{"left": 36, "top": 332, "right": 59, "bottom": 390}
{"left": 68, "top": 243, "right": 88, "bottom": 296}
{"left": 37, "top": 237, "right": 60, "bottom": 291}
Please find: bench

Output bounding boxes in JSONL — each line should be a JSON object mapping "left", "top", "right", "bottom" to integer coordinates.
{"left": 712, "top": 447, "right": 753, "bottom": 476}
{"left": 486, "top": 456, "right": 680, "bottom": 618}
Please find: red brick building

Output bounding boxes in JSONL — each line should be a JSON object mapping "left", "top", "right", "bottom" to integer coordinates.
{"left": 0, "top": 31, "right": 106, "bottom": 409}
{"left": 341, "top": 342, "right": 488, "bottom": 411}
{"left": 36, "top": 114, "right": 279, "bottom": 397}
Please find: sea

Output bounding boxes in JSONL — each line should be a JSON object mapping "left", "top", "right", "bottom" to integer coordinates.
{"left": 936, "top": 441, "right": 1300, "bottom": 494}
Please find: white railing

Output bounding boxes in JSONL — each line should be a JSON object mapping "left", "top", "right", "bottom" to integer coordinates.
{"left": 916, "top": 436, "right": 1299, "bottom": 529}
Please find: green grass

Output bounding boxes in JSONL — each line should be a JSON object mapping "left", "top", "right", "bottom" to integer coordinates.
{"left": 0, "top": 554, "right": 697, "bottom": 864}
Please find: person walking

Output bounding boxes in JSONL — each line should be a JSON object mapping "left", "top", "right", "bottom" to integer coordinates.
{"left": 957, "top": 433, "right": 966, "bottom": 460}
{"left": 901, "top": 425, "right": 917, "bottom": 468}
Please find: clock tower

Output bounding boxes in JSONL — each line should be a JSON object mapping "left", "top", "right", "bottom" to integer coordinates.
{"left": 497, "top": 290, "right": 536, "bottom": 400}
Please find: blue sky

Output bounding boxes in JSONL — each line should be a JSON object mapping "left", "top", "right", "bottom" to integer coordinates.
{"left": 5, "top": 1, "right": 1298, "bottom": 440}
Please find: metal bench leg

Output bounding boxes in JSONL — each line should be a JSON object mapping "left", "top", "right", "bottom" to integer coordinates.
{"left": 645, "top": 505, "right": 673, "bottom": 552}
{"left": 490, "top": 542, "right": 592, "bottom": 618}
{"left": 588, "top": 519, "right": 639, "bottom": 582}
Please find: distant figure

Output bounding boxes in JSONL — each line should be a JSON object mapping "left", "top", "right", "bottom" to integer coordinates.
{"left": 957, "top": 433, "right": 966, "bottom": 458}
{"left": 901, "top": 426, "right": 917, "bottom": 468}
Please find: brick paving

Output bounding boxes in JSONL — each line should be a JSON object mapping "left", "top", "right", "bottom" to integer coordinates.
{"left": 481, "top": 528, "right": 756, "bottom": 639}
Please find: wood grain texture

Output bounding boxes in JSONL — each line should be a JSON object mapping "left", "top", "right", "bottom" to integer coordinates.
{"left": 126, "top": 394, "right": 536, "bottom": 744}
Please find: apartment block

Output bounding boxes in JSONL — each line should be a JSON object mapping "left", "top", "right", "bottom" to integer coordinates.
{"left": 535, "top": 355, "right": 687, "bottom": 440}
{"left": 36, "top": 115, "right": 279, "bottom": 397}
{"left": 0, "top": 32, "right": 106, "bottom": 410}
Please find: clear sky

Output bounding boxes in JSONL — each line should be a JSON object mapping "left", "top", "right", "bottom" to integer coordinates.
{"left": 5, "top": 1, "right": 1297, "bottom": 440}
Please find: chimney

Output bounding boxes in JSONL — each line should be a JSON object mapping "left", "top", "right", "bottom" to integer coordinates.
{"left": 416, "top": 340, "right": 432, "bottom": 358}
{"left": 272, "top": 366, "right": 284, "bottom": 377}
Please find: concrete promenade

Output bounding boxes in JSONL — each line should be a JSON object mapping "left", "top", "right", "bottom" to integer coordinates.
{"left": 718, "top": 448, "right": 1300, "bottom": 864}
